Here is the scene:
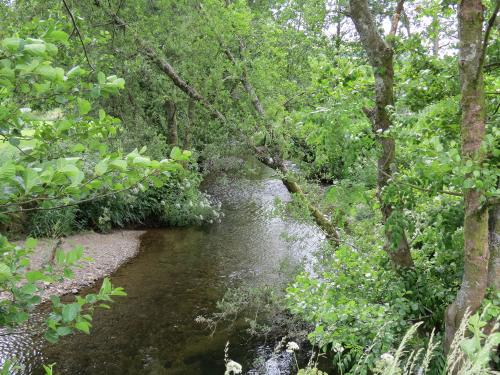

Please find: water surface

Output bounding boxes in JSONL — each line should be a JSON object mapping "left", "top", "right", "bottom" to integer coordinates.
{"left": 0, "top": 157, "right": 322, "bottom": 374}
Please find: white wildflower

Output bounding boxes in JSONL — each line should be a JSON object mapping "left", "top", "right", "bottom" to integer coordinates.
{"left": 224, "top": 360, "right": 242, "bottom": 375}
{"left": 380, "top": 353, "right": 394, "bottom": 362}
{"left": 333, "top": 343, "right": 344, "bottom": 353}
{"left": 286, "top": 341, "right": 300, "bottom": 353}
{"left": 175, "top": 203, "right": 181, "bottom": 209}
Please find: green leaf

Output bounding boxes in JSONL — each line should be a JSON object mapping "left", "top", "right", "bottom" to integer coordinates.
{"left": 97, "top": 71, "right": 105, "bottom": 85}
{"left": 20, "top": 283, "right": 37, "bottom": 295}
{"left": 24, "top": 43, "right": 46, "bottom": 56}
{"left": 65, "top": 245, "right": 83, "bottom": 265}
{"left": 100, "top": 278, "right": 112, "bottom": 294}
{"left": 1, "top": 37, "right": 23, "bottom": 52}
{"left": 56, "top": 326, "right": 73, "bottom": 336}
{"left": 95, "top": 158, "right": 109, "bottom": 176}
{"left": 75, "top": 321, "right": 91, "bottom": 334}
{"left": 77, "top": 98, "right": 91, "bottom": 115}
{"left": 61, "top": 303, "right": 80, "bottom": 323}
{"left": 24, "top": 168, "right": 40, "bottom": 193}
{"left": 55, "top": 249, "right": 66, "bottom": 265}
{"left": 26, "top": 270, "right": 45, "bottom": 283}
{"left": 0, "top": 162, "right": 16, "bottom": 180}
{"left": 170, "top": 146, "right": 182, "bottom": 160}
{"left": 110, "top": 159, "right": 127, "bottom": 172}
{"left": 45, "top": 43, "right": 58, "bottom": 55}
{"left": 0, "top": 263, "right": 12, "bottom": 282}
{"left": 132, "top": 156, "right": 151, "bottom": 167}
{"left": 35, "top": 65, "right": 56, "bottom": 80}
{"left": 111, "top": 287, "right": 127, "bottom": 296}
{"left": 45, "top": 30, "right": 69, "bottom": 44}
{"left": 71, "top": 143, "right": 86, "bottom": 153}
{"left": 44, "top": 330, "right": 59, "bottom": 343}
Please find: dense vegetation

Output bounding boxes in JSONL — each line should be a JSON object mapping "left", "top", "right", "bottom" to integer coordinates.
{"left": 0, "top": 0, "right": 498, "bottom": 373}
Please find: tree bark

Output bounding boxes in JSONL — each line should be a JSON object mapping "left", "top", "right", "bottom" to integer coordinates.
{"left": 110, "top": 15, "right": 227, "bottom": 124}
{"left": 488, "top": 194, "right": 499, "bottom": 291}
{"left": 224, "top": 44, "right": 272, "bottom": 137}
{"left": 432, "top": 13, "right": 440, "bottom": 57}
{"left": 349, "top": 0, "right": 413, "bottom": 268}
{"left": 255, "top": 147, "right": 340, "bottom": 241}
{"left": 184, "top": 99, "right": 194, "bottom": 149}
{"left": 165, "top": 99, "right": 178, "bottom": 146}
{"left": 444, "top": 0, "right": 490, "bottom": 354}
{"left": 389, "top": 0, "right": 405, "bottom": 36}
{"left": 142, "top": 44, "right": 226, "bottom": 123}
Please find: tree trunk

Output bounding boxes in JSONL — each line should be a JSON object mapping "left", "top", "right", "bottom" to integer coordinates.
{"left": 165, "top": 100, "right": 178, "bottom": 146}
{"left": 444, "top": 0, "right": 490, "bottom": 354}
{"left": 184, "top": 99, "right": 194, "bottom": 149}
{"left": 488, "top": 198, "right": 499, "bottom": 290}
{"left": 349, "top": 0, "right": 413, "bottom": 268}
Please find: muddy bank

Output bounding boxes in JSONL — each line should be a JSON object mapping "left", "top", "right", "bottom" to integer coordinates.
{"left": 27, "top": 230, "right": 145, "bottom": 300}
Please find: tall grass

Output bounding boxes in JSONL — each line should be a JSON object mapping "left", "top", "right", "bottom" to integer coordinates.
{"left": 352, "top": 308, "right": 499, "bottom": 375}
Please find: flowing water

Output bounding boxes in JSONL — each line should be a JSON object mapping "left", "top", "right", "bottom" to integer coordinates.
{"left": 0, "top": 157, "right": 323, "bottom": 374}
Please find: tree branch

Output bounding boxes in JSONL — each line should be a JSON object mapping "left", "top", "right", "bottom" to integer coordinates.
{"left": 379, "top": 169, "right": 462, "bottom": 197}
{"left": 0, "top": 171, "right": 160, "bottom": 215}
{"left": 62, "top": 0, "right": 95, "bottom": 71}
{"left": 479, "top": 0, "right": 500, "bottom": 73}
{"left": 389, "top": 0, "right": 406, "bottom": 37}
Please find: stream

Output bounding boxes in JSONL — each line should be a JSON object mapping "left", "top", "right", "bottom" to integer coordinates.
{"left": 0, "top": 157, "right": 323, "bottom": 374}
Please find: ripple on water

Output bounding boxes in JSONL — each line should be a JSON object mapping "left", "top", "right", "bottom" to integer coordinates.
{"left": 0, "top": 157, "right": 324, "bottom": 374}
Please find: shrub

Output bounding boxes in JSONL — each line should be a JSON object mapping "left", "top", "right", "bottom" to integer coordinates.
{"left": 77, "top": 167, "right": 221, "bottom": 232}
{"left": 27, "top": 207, "right": 79, "bottom": 238}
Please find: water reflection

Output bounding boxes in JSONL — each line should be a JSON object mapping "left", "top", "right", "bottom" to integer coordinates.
{"left": 0, "top": 157, "right": 323, "bottom": 374}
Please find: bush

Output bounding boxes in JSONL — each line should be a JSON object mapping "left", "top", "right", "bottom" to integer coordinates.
{"left": 27, "top": 207, "right": 79, "bottom": 238}
{"left": 77, "top": 167, "right": 221, "bottom": 232}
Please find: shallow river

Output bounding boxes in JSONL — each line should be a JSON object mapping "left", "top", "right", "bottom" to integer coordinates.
{"left": 0, "top": 157, "right": 323, "bottom": 374}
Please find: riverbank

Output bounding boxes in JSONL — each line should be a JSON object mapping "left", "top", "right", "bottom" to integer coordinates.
{"left": 28, "top": 230, "right": 145, "bottom": 300}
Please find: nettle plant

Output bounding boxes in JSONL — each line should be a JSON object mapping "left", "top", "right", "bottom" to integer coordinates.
{"left": 0, "top": 30, "right": 190, "bottom": 343}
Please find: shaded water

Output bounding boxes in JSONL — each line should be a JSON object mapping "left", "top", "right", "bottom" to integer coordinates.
{"left": 0, "top": 157, "right": 323, "bottom": 374}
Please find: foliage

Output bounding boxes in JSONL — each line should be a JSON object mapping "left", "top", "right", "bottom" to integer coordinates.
{"left": 0, "top": 0, "right": 498, "bottom": 373}
{"left": 0, "top": 27, "right": 185, "bottom": 346}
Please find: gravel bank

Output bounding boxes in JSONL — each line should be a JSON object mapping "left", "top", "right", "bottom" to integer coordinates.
{"left": 28, "top": 230, "right": 145, "bottom": 300}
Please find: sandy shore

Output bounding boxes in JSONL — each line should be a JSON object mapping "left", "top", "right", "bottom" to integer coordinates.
{"left": 27, "top": 230, "right": 145, "bottom": 300}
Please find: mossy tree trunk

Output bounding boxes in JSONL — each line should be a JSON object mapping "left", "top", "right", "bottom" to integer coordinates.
{"left": 444, "top": 0, "right": 491, "bottom": 353}
{"left": 349, "top": 0, "right": 413, "bottom": 268}
{"left": 165, "top": 99, "right": 178, "bottom": 146}
{"left": 184, "top": 99, "right": 194, "bottom": 149}
{"left": 488, "top": 196, "right": 499, "bottom": 290}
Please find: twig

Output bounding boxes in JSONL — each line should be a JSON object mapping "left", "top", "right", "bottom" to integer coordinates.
{"left": 379, "top": 169, "right": 462, "bottom": 197}
{"left": 62, "top": 0, "right": 95, "bottom": 71}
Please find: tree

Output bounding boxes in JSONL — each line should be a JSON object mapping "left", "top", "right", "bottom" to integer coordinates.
{"left": 165, "top": 99, "right": 178, "bottom": 146}
{"left": 0, "top": 28, "right": 187, "bottom": 344}
{"left": 444, "top": 0, "right": 499, "bottom": 352}
{"left": 348, "top": 0, "right": 414, "bottom": 268}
